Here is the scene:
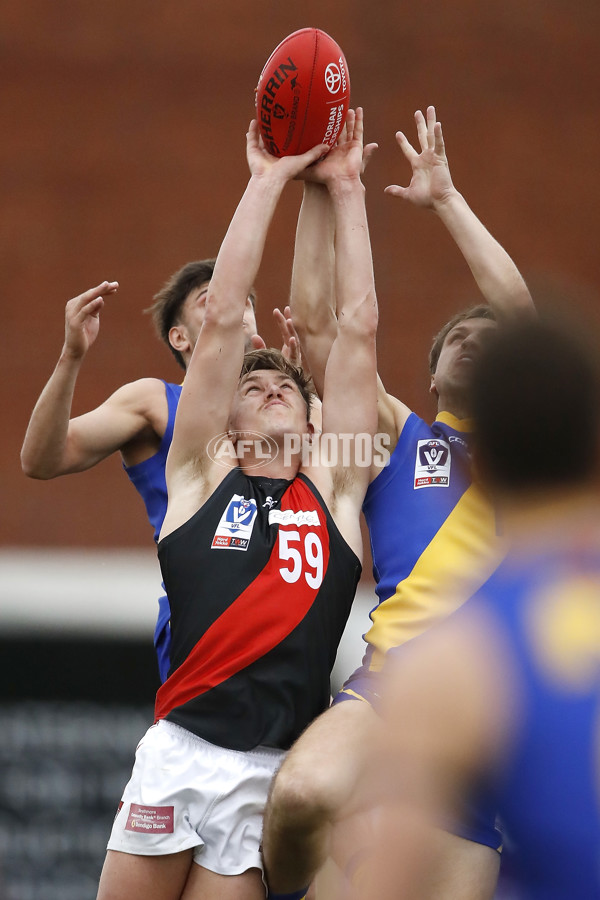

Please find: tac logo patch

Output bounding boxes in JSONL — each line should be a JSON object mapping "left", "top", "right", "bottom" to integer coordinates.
{"left": 414, "top": 438, "right": 451, "bottom": 489}
{"left": 211, "top": 494, "right": 258, "bottom": 550}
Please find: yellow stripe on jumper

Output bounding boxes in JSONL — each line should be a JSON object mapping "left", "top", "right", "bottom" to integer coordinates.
{"left": 366, "top": 482, "right": 505, "bottom": 671}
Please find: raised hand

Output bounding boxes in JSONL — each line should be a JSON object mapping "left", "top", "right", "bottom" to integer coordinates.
{"left": 63, "top": 281, "right": 119, "bottom": 360}
{"left": 273, "top": 306, "right": 302, "bottom": 367}
{"left": 301, "top": 108, "right": 378, "bottom": 185}
{"left": 246, "top": 119, "right": 328, "bottom": 182}
{"left": 385, "top": 106, "right": 455, "bottom": 209}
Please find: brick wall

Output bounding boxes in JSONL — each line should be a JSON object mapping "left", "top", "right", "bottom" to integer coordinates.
{"left": 5, "top": 0, "right": 599, "bottom": 547}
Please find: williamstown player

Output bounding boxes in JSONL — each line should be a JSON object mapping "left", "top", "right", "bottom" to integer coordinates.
{"left": 262, "top": 106, "right": 534, "bottom": 900}
{"left": 20, "top": 260, "right": 306, "bottom": 682}
{"left": 363, "top": 313, "right": 600, "bottom": 900}
{"left": 96, "top": 112, "right": 378, "bottom": 900}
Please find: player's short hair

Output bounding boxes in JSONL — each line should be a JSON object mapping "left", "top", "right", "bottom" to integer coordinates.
{"left": 148, "top": 259, "right": 257, "bottom": 370}
{"left": 240, "top": 348, "right": 314, "bottom": 420}
{"left": 429, "top": 305, "right": 496, "bottom": 374}
{"left": 471, "top": 312, "right": 600, "bottom": 492}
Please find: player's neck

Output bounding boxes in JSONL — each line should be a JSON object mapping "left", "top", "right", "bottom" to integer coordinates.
{"left": 239, "top": 456, "right": 301, "bottom": 481}
{"left": 437, "top": 394, "right": 472, "bottom": 422}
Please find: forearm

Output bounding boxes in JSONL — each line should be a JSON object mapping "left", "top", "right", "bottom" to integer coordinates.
{"left": 290, "top": 183, "right": 337, "bottom": 394}
{"left": 330, "top": 177, "right": 377, "bottom": 332}
{"left": 322, "top": 176, "right": 378, "bottom": 444}
{"left": 173, "top": 171, "right": 290, "bottom": 460}
{"left": 291, "top": 183, "right": 336, "bottom": 331}
{"left": 207, "top": 173, "right": 287, "bottom": 330}
{"left": 434, "top": 189, "right": 533, "bottom": 317}
{"left": 21, "top": 351, "right": 82, "bottom": 478}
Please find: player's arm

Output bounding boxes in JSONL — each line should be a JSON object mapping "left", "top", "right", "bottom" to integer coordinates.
{"left": 291, "top": 116, "right": 408, "bottom": 456}
{"left": 290, "top": 126, "right": 379, "bottom": 398}
{"left": 18, "top": 281, "right": 159, "bottom": 478}
{"left": 161, "top": 125, "right": 329, "bottom": 520}
{"left": 315, "top": 110, "right": 379, "bottom": 527}
{"left": 23, "top": 378, "right": 169, "bottom": 478}
{"left": 287, "top": 182, "right": 338, "bottom": 398}
{"left": 386, "top": 106, "right": 534, "bottom": 320}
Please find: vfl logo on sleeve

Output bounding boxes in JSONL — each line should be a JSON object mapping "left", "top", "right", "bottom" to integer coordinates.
{"left": 211, "top": 494, "right": 258, "bottom": 551}
{"left": 414, "top": 439, "right": 451, "bottom": 489}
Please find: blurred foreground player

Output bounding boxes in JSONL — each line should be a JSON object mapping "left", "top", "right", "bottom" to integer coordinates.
{"left": 96, "top": 114, "right": 378, "bottom": 900}
{"left": 366, "top": 311, "right": 600, "bottom": 900}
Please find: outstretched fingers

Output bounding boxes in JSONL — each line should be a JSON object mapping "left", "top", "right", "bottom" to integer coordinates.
{"left": 273, "top": 306, "right": 301, "bottom": 365}
{"left": 383, "top": 131, "right": 414, "bottom": 197}
{"left": 351, "top": 106, "right": 364, "bottom": 146}
{"left": 426, "top": 105, "right": 437, "bottom": 147}
{"left": 433, "top": 120, "right": 445, "bottom": 157}
{"left": 338, "top": 108, "right": 356, "bottom": 146}
{"left": 250, "top": 334, "right": 267, "bottom": 351}
{"left": 415, "top": 109, "right": 428, "bottom": 151}
{"left": 362, "top": 141, "right": 379, "bottom": 172}
{"left": 70, "top": 281, "right": 118, "bottom": 317}
{"left": 395, "top": 129, "right": 419, "bottom": 163}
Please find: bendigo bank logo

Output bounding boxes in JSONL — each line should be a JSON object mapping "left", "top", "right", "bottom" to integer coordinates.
{"left": 414, "top": 438, "right": 451, "bottom": 489}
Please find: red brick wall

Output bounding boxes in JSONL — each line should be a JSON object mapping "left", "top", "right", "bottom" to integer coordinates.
{"left": 5, "top": 0, "right": 600, "bottom": 547}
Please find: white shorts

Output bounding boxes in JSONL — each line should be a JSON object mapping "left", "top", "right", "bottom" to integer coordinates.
{"left": 107, "top": 719, "right": 286, "bottom": 876}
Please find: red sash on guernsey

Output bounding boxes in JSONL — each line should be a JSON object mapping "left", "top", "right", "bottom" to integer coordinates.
{"left": 154, "top": 478, "right": 331, "bottom": 723}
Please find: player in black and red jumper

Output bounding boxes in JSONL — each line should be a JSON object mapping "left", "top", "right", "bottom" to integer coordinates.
{"left": 97, "top": 110, "right": 379, "bottom": 900}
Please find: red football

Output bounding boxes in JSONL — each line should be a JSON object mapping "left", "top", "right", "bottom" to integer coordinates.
{"left": 255, "top": 28, "right": 351, "bottom": 158}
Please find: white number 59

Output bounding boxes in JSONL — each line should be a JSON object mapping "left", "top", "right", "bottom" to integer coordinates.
{"left": 278, "top": 530, "right": 324, "bottom": 589}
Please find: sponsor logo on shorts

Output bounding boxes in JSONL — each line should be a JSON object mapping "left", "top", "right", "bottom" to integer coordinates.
{"left": 212, "top": 494, "right": 259, "bottom": 551}
{"left": 125, "top": 803, "right": 174, "bottom": 834}
{"left": 414, "top": 439, "right": 451, "bottom": 488}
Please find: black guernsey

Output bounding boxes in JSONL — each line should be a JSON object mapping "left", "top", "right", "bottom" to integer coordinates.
{"left": 155, "top": 469, "right": 361, "bottom": 751}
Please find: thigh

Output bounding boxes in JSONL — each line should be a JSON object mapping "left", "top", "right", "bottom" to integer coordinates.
{"left": 181, "top": 864, "right": 266, "bottom": 900}
{"left": 97, "top": 848, "right": 193, "bottom": 900}
{"left": 280, "top": 700, "right": 378, "bottom": 803}
{"left": 348, "top": 823, "right": 499, "bottom": 900}
{"left": 422, "top": 830, "right": 500, "bottom": 900}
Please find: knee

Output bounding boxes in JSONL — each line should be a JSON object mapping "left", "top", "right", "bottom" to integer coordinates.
{"left": 268, "top": 756, "right": 348, "bottom": 830}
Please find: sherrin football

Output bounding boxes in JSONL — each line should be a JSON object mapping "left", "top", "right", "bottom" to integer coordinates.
{"left": 255, "top": 28, "right": 350, "bottom": 157}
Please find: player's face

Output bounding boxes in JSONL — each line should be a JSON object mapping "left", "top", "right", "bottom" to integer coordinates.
{"left": 431, "top": 318, "right": 496, "bottom": 409}
{"left": 181, "top": 281, "right": 258, "bottom": 352}
{"left": 229, "top": 369, "right": 309, "bottom": 440}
